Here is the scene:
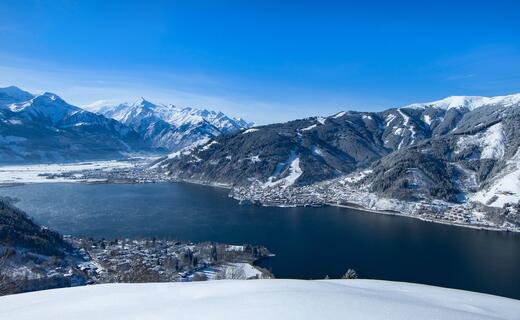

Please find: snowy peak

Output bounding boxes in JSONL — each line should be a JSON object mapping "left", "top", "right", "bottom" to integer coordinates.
{"left": 6, "top": 91, "right": 83, "bottom": 124}
{"left": 131, "top": 97, "right": 157, "bottom": 110}
{"left": 0, "top": 86, "right": 145, "bottom": 163}
{"left": 93, "top": 98, "right": 252, "bottom": 151}
{"left": 405, "top": 93, "right": 520, "bottom": 111}
{"left": 0, "top": 86, "right": 35, "bottom": 107}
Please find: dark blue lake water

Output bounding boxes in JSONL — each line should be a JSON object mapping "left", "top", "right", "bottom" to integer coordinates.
{"left": 1, "top": 182, "right": 519, "bottom": 299}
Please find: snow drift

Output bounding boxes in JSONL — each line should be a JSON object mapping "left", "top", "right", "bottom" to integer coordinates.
{"left": 0, "top": 279, "right": 518, "bottom": 320}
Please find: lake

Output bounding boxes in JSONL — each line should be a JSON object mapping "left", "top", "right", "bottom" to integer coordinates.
{"left": 1, "top": 182, "right": 519, "bottom": 299}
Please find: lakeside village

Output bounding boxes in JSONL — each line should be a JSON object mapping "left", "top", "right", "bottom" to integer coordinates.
{"left": 70, "top": 237, "right": 273, "bottom": 283}
{"left": 1, "top": 236, "right": 273, "bottom": 296}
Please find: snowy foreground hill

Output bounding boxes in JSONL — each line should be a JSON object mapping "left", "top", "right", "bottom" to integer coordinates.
{"left": 1, "top": 280, "right": 519, "bottom": 320}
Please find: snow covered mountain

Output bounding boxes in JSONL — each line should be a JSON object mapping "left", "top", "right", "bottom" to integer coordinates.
{"left": 88, "top": 98, "right": 252, "bottom": 151}
{"left": 157, "top": 93, "right": 520, "bottom": 227}
{"left": 1, "top": 280, "right": 519, "bottom": 320}
{"left": 159, "top": 93, "right": 520, "bottom": 186}
{"left": 0, "top": 86, "right": 145, "bottom": 163}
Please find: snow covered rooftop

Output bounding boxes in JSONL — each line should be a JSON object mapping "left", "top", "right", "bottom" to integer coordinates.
{"left": 0, "top": 279, "right": 518, "bottom": 320}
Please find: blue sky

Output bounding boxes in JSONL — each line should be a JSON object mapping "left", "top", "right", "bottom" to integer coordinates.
{"left": 1, "top": 1, "right": 519, "bottom": 124}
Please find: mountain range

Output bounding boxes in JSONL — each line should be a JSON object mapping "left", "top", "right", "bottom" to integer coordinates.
{"left": 0, "top": 86, "right": 251, "bottom": 163}
{"left": 86, "top": 98, "right": 251, "bottom": 151}
{"left": 157, "top": 93, "right": 520, "bottom": 227}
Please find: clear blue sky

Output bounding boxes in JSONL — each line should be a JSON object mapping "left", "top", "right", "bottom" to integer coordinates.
{"left": 1, "top": 1, "right": 519, "bottom": 124}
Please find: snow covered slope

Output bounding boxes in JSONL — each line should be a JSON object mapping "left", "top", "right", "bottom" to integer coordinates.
{"left": 88, "top": 98, "right": 252, "bottom": 151}
{"left": 0, "top": 280, "right": 518, "bottom": 320}
{"left": 0, "top": 86, "right": 145, "bottom": 163}
{"left": 405, "top": 93, "right": 520, "bottom": 111}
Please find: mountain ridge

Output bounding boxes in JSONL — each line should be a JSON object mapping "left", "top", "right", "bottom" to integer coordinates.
{"left": 86, "top": 97, "right": 252, "bottom": 151}
{"left": 0, "top": 86, "right": 253, "bottom": 163}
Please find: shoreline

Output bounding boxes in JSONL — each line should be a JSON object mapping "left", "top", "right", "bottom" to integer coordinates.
{"left": 328, "top": 203, "right": 516, "bottom": 233}
{"left": 0, "top": 174, "right": 517, "bottom": 233}
{"left": 176, "top": 178, "right": 518, "bottom": 233}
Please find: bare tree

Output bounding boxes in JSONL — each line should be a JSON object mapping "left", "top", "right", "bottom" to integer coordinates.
{"left": 0, "top": 249, "right": 18, "bottom": 296}
{"left": 342, "top": 268, "right": 358, "bottom": 279}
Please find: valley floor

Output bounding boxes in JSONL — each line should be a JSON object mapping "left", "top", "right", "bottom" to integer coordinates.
{"left": 0, "top": 157, "right": 159, "bottom": 184}
{"left": 0, "top": 279, "right": 519, "bottom": 320}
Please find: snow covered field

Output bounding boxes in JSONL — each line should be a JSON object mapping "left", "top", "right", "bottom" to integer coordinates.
{"left": 0, "top": 158, "right": 154, "bottom": 184}
{"left": 0, "top": 279, "right": 518, "bottom": 320}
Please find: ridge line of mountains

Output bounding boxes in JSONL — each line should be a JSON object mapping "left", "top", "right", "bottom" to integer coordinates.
{"left": 0, "top": 86, "right": 252, "bottom": 163}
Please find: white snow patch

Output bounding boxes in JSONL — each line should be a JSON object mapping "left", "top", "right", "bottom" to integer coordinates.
{"left": 385, "top": 114, "right": 396, "bottom": 125}
{"left": 481, "top": 123, "right": 505, "bottom": 159}
{"left": 282, "top": 154, "right": 302, "bottom": 187}
{"left": 456, "top": 123, "right": 505, "bottom": 160}
{"left": 301, "top": 124, "right": 317, "bottom": 131}
{"left": 405, "top": 93, "right": 520, "bottom": 111}
{"left": 165, "top": 138, "right": 211, "bottom": 160}
{"left": 263, "top": 152, "right": 303, "bottom": 188}
{"left": 224, "top": 245, "right": 244, "bottom": 252}
{"left": 423, "top": 114, "right": 432, "bottom": 126}
{"left": 470, "top": 148, "right": 520, "bottom": 207}
{"left": 249, "top": 155, "right": 261, "bottom": 163}
{"left": 397, "top": 108, "right": 416, "bottom": 148}
{"left": 242, "top": 128, "right": 259, "bottom": 134}
{"left": 317, "top": 117, "right": 326, "bottom": 125}
{"left": 342, "top": 169, "right": 373, "bottom": 184}
{"left": 333, "top": 111, "right": 346, "bottom": 118}
{"left": 1, "top": 280, "right": 519, "bottom": 320}
{"left": 0, "top": 159, "right": 148, "bottom": 184}
{"left": 311, "top": 145, "right": 324, "bottom": 156}
{"left": 200, "top": 140, "right": 219, "bottom": 151}
{"left": 221, "top": 263, "right": 264, "bottom": 279}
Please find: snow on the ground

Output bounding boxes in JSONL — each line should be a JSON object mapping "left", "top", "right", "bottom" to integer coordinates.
{"left": 301, "top": 123, "right": 317, "bottom": 131}
{"left": 0, "top": 280, "right": 518, "bottom": 320}
{"left": 385, "top": 113, "right": 396, "bottom": 125}
{"left": 341, "top": 169, "right": 373, "bottom": 184}
{"left": 262, "top": 152, "right": 303, "bottom": 188}
{"left": 397, "top": 108, "right": 416, "bottom": 147}
{"left": 456, "top": 123, "right": 505, "bottom": 160}
{"left": 224, "top": 245, "right": 244, "bottom": 251}
{"left": 0, "top": 159, "right": 147, "bottom": 184}
{"left": 242, "top": 128, "right": 259, "bottom": 134}
{"left": 423, "top": 114, "right": 432, "bottom": 126}
{"left": 470, "top": 148, "right": 520, "bottom": 207}
{"left": 405, "top": 93, "right": 520, "bottom": 110}
{"left": 200, "top": 140, "right": 219, "bottom": 151}
{"left": 332, "top": 111, "right": 346, "bottom": 118}
{"left": 283, "top": 154, "right": 302, "bottom": 187}
{"left": 163, "top": 137, "right": 211, "bottom": 161}
{"left": 248, "top": 155, "right": 261, "bottom": 163}
{"left": 221, "top": 263, "right": 265, "bottom": 279}
{"left": 480, "top": 123, "right": 505, "bottom": 159}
